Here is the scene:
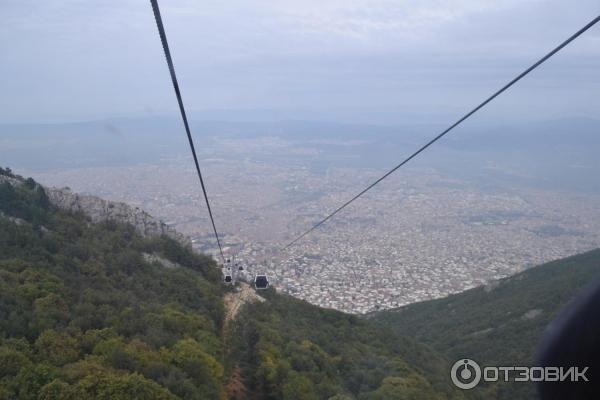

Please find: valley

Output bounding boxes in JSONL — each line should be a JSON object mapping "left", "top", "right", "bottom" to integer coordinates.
{"left": 23, "top": 131, "right": 600, "bottom": 313}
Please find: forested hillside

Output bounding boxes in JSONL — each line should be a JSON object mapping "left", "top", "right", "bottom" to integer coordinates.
{"left": 0, "top": 169, "right": 465, "bottom": 400}
{"left": 0, "top": 169, "right": 225, "bottom": 399}
{"left": 227, "top": 290, "right": 466, "bottom": 400}
{"left": 372, "top": 248, "right": 600, "bottom": 399}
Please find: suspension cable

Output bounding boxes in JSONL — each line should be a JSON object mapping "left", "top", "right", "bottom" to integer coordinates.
{"left": 150, "top": 0, "right": 225, "bottom": 262}
{"left": 284, "top": 15, "right": 600, "bottom": 251}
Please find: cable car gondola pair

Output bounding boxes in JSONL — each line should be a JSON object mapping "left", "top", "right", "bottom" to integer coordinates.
{"left": 223, "top": 258, "right": 233, "bottom": 284}
{"left": 223, "top": 265, "right": 233, "bottom": 284}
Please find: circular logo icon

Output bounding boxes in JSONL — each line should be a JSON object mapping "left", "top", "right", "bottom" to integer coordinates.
{"left": 451, "top": 359, "right": 481, "bottom": 389}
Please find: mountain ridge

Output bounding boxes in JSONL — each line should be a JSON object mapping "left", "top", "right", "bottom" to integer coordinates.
{"left": 0, "top": 171, "right": 187, "bottom": 246}
{"left": 371, "top": 248, "right": 600, "bottom": 399}
{"left": 0, "top": 168, "right": 467, "bottom": 399}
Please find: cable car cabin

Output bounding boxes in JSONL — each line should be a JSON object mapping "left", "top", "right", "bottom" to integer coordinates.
{"left": 254, "top": 275, "right": 269, "bottom": 290}
{"left": 224, "top": 274, "right": 232, "bottom": 284}
{"left": 238, "top": 265, "right": 244, "bottom": 271}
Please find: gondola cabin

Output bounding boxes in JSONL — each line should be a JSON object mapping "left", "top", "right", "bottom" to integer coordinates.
{"left": 254, "top": 274, "right": 269, "bottom": 290}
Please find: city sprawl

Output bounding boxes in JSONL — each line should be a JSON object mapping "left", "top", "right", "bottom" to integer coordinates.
{"left": 30, "top": 136, "right": 600, "bottom": 313}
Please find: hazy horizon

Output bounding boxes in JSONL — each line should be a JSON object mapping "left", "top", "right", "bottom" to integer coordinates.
{"left": 1, "top": 0, "right": 599, "bottom": 124}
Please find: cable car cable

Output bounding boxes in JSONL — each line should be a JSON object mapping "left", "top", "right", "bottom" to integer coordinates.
{"left": 283, "top": 15, "right": 600, "bottom": 251}
{"left": 149, "top": 0, "right": 225, "bottom": 262}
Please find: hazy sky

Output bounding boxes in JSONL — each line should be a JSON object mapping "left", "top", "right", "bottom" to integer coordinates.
{"left": 1, "top": 0, "right": 598, "bottom": 124}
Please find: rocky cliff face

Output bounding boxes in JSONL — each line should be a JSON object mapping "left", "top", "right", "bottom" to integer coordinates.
{"left": 0, "top": 174, "right": 21, "bottom": 187}
{"left": 1, "top": 174, "right": 190, "bottom": 246}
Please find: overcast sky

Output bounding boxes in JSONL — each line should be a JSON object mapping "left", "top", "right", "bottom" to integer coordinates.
{"left": 1, "top": 0, "right": 598, "bottom": 124}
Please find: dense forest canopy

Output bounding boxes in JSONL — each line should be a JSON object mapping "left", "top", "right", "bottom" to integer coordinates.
{"left": 373, "top": 248, "right": 600, "bottom": 400}
{"left": 0, "top": 171, "right": 466, "bottom": 399}
{"left": 0, "top": 172, "right": 225, "bottom": 399}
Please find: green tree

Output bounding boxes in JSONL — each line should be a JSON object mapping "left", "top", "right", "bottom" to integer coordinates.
{"left": 0, "top": 346, "right": 30, "bottom": 376}
{"left": 282, "top": 372, "right": 319, "bottom": 400}
{"left": 35, "top": 330, "right": 80, "bottom": 366}
{"left": 368, "top": 375, "right": 441, "bottom": 400}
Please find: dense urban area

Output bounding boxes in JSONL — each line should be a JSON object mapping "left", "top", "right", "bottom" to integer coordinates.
{"left": 29, "top": 136, "right": 600, "bottom": 313}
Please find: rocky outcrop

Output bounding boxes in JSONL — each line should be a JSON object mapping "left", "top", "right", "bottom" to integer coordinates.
{"left": 521, "top": 308, "right": 543, "bottom": 320}
{"left": 0, "top": 211, "right": 26, "bottom": 226}
{"left": 45, "top": 187, "right": 190, "bottom": 246}
{"left": 0, "top": 174, "right": 22, "bottom": 187}
{"left": 142, "top": 252, "right": 181, "bottom": 269}
{"left": 1, "top": 174, "right": 189, "bottom": 246}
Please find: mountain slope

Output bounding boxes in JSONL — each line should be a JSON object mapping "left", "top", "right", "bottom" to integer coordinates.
{"left": 372, "top": 248, "right": 600, "bottom": 399}
{"left": 0, "top": 169, "right": 226, "bottom": 399}
{"left": 0, "top": 169, "right": 466, "bottom": 400}
{"left": 226, "top": 290, "right": 467, "bottom": 400}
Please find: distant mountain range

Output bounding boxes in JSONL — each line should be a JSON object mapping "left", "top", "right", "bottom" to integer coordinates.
{"left": 2, "top": 116, "right": 598, "bottom": 192}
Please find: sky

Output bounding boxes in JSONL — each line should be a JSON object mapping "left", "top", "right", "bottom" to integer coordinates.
{"left": 0, "top": 0, "right": 598, "bottom": 124}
